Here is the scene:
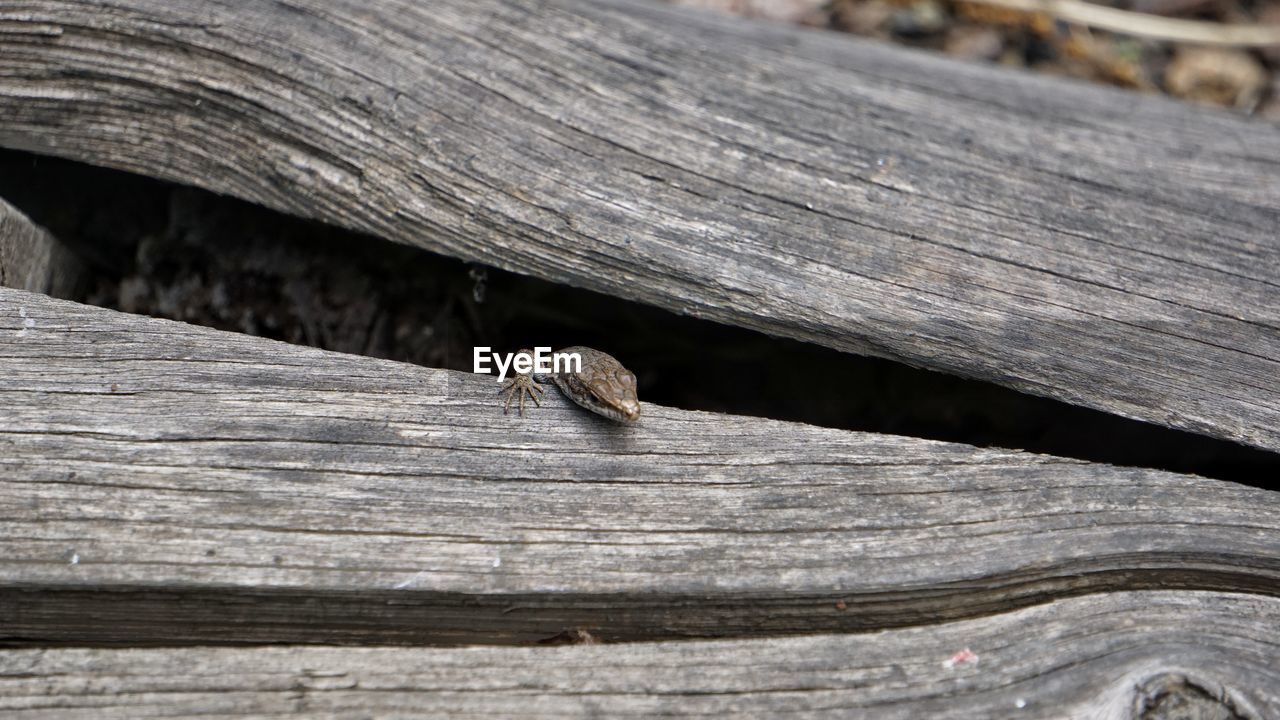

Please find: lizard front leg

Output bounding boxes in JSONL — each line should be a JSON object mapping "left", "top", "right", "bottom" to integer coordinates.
{"left": 500, "top": 348, "right": 544, "bottom": 416}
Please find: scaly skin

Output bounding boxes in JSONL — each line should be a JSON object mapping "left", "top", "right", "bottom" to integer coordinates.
{"left": 501, "top": 346, "right": 640, "bottom": 423}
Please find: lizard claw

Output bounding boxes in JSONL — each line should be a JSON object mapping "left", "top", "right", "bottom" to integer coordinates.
{"left": 501, "top": 373, "right": 544, "bottom": 417}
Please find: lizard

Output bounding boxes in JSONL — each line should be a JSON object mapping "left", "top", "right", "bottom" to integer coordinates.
{"left": 500, "top": 346, "right": 641, "bottom": 423}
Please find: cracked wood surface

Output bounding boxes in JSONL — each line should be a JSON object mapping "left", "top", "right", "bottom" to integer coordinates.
{"left": 0, "top": 0, "right": 1276, "bottom": 452}
{"left": 3, "top": 287, "right": 1279, "bottom": 648}
{"left": 1, "top": 592, "right": 1277, "bottom": 718}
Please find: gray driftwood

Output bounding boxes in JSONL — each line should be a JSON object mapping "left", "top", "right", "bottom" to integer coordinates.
{"left": 0, "top": 0, "right": 1277, "bottom": 451}
{"left": 1, "top": 592, "right": 1276, "bottom": 719}
{"left": 3, "top": 287, "right": 1278, "bottom": 648}
{"left": 0, "top": 196, "right": 79, "bottom": 296}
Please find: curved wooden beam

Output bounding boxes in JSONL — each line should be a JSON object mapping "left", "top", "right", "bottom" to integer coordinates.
{"left": 3, "top": 288, "right": 1278, "bottom": 646}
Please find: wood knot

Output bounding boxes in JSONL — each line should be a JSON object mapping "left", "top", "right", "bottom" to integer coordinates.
{"left": 1133, "top": 673, "right": 1254, "bottom": 720}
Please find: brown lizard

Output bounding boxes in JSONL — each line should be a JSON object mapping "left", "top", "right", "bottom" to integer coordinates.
{"left": 500, "top": 346, "right": 640, "bottom": 423}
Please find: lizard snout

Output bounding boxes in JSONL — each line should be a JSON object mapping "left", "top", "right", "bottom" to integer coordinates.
{"left": 620, "top": 399, "right": 641, "bottom": 422}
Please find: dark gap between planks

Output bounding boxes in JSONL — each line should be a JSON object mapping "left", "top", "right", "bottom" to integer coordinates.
{"left": 3, "top": 562, "right": 1276, "bottom": 648}
{"left": 2, "top": 148, "right": 1276, "bottom": 487}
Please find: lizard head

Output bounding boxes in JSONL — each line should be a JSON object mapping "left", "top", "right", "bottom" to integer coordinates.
{"left": 562, "top": 356, "right": 641, "bottom": 423}
{"left": 602, "top": 367, "right": 642, "bottom": 422}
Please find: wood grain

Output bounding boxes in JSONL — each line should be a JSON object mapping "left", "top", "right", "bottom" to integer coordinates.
{"left": 3, "top": 287, "right": 1278, "bottom": 646}
{"left": 1, "top": 592, "right": 1276, "bottom": 718}
{"left": 0, "top": 0, "right": 1275, "bottom": 452}
{"left": 0, "top": 196, "right": 79, "bottom": 296}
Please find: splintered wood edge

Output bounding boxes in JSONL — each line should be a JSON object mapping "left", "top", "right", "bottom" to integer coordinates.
{"left": 0, "top": 196, "right": 80, "bottom": 296}
{"left": 0, "top": 592, "right": 1277, "bottom": 719}
{"left": 0, "top": 0, "right": 1276, "bottom": 451}
{"left": 2, "top": 288, "right": 1278, "bottom": 645}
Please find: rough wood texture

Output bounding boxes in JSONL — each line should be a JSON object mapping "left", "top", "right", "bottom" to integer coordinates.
{"left": 3, "top": 287, "right": 1278, "bottom": 646}
{"left": 1, "top": 592, "right": 1276, "bottom": 718}
{"left": 0, "top": 0, "right": 1276, "bottom": 452}
{"left": 0, "top": 196, "right": 79, "bottom": 296}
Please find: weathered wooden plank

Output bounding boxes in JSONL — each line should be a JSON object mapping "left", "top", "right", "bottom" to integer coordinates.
{"left": 1, "top": 592, "right": 1276, "bottom": 719}
{"left": 0, "top": 0, "right": 1276, "bottom": 452}
{"left": 2, "top": 287, "right": 1278, "bottom": 645}
{"left": 0, "top": 196, "right": 79, "bottom": 296}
